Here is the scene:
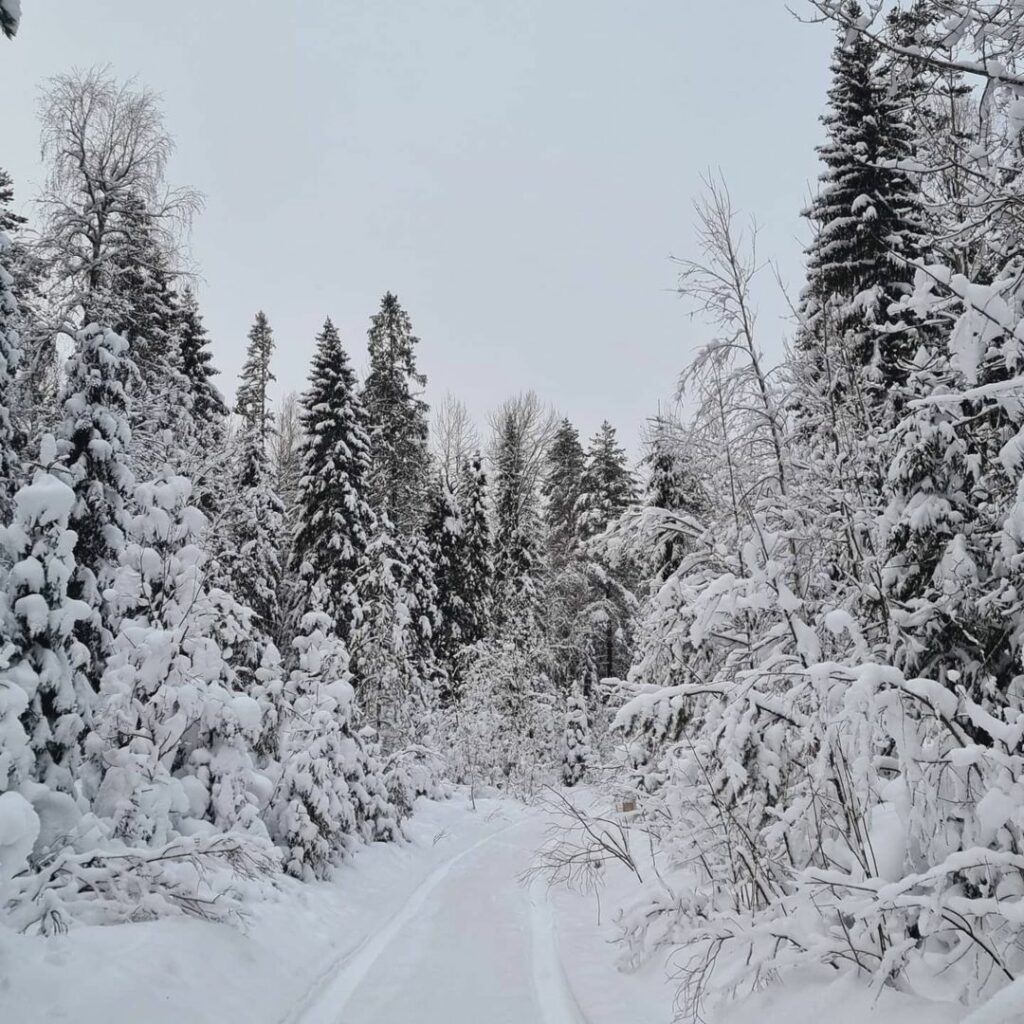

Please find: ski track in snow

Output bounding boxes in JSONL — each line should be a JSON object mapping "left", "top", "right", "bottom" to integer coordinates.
{"left": 528, "top": 879, "right": 591, "bottom": 1024}
{"left": 288, "top": 816, "right": 520, "bottom": 1024}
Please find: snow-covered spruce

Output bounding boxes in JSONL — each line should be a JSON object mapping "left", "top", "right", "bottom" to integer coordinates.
{"left": 290, "top": 319, "right": 375, "bottom": 645}
{"left": 0, "top": 436, "right": 91, "bottom": 797}
{"left": 268, "top": 604, "right": 398, "bottom": 880}
{"left": 561, "top": 685, "right": 591, "bottom": 787}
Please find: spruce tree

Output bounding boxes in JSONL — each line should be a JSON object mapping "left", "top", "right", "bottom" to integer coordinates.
{"left": 105, "top": 196, "right": 178, "bottom": 383}
{"left": 576, "top": 421, "right": 636, "bottom": 544}
{"left": 99, "top": 194, "right": 195, "bottom": 476}
{"left": 362, "top": 293, "right": 431, "bottom": 534}
{"left": 1, "top": 169, "right": 53, "bottom": 456}
{"left": 0, "top": 231, "right": 22, "bottom": 518}
{"left": 170, "top": 286, "right": 230, "bottom": 519}
{"left": 458, "top": 453, "right": 493, "bottom": 642}
{"left": 291, "top": 319, "right": 376, "bottom": 642}
{"left": 643, "top": 420, "right": 709, "bottom": 581}
{"left": 226, "top": 313, "right": 284, "bottom": 647}
{"left": 57, "top": 325, "right": 136, "bottom": 685}
{"left": 542, "top": 418, "right": 586, "bottom": 569}
{"left": 177, "top": 286, "right": 228, "bottom": 428}
{"left": 0, "top": 436, "right": 92, "bottom": 794}
{"left": 797, "top": 1, "right": 928, "bottom": 400}
{"left": 228, "top": 428, "right": 284, "bottom": 643}
{"left": 235, "top": 311, "right": 276, "bottom": 445}
{"left": 575, "top": 421, "right": 637, "bottom": 683}
{"left": 561, "top": 684, "right": 592, "bottom": 787}
{"left": 0, "top": 0, "right": 20, "bottom": 40}
{"left": 353, "top": 523, "right": 441, "bottom": 743}
{"left": 424, "top": 472, "right": 470, "bottom": 691}
{"left": 269, "top": 604, "right": 397, "bottom": 879}
{"left": 0, "top": 167, "right": 27, "bottom": 233}
{"left": 491, "top": 421, "right": 544, "bottom": 625}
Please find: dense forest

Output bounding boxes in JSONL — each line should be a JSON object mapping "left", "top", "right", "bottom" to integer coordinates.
{"left": 6, "top": 1, "right": 1024, "bottom": 1021}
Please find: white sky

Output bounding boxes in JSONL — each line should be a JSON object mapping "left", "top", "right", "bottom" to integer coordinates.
{"left": 0, "top": 1, "right": 833, "bottom": 454}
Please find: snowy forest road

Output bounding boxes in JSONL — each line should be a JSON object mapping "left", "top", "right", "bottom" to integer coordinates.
{"left": 291, "top": 808, "right": 589, "bottom": 1024}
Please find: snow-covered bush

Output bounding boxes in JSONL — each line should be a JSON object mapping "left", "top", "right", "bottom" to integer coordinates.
{"left": 268, "top": 608, "right": 398, "bottom": 880}
{"left": 92, "top": 474, "right": 272, "bottom": 843}
{"left": 561, "top": 685, "right": 591, "bottom": 786}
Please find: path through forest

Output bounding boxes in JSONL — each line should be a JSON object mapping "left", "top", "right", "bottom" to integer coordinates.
{"left": 3, "top": 792, "right": 976, "bottom": 1024}
{"left": 291, "top": 806, "right": 591, "bottom": 1024}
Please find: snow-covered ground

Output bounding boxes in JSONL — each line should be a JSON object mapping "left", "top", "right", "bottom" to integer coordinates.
{"left": 0, "top": 791, "right": 1004, "bottom": 1023}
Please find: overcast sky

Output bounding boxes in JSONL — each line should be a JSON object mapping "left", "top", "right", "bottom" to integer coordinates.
{"left": 1, "top": 1, "right": 833, "bottom": 454}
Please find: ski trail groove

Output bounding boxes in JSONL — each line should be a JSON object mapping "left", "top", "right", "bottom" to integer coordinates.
{"left": 291, "top": 817, "right": 518, "bottom": 1024}
{"left": 529, "top": 879, "right": 592, "bottom": 1024}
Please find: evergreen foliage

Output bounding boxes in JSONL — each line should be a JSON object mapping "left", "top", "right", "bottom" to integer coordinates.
{"left": 542, "top": 418, "right": 585, "bottom": 568}
{"left": 560, "top": 685, "right": 591, "bottom": 786}
{"left": 176, "top": 286, "right": 228, "bottom": 428}
{"left": 57, "top": 325, "right": 136, "bottom": 683}
{"left": 797, "top": 2, "right": 928, "bottom": 399}
{"left": 352, "top": 524, "right": 441, "bottom": 745}
{"left": 0, "top": 231, "right": 23, "bottom": 518}
{"left": 642, "top": 419, "right": 709, "bottom": 582}
{"left": 226, "top": 424, "right": 284, "bottom": 646}
{"left": 0, "top": 0, "right": 19, "bottom": 40}
{"left": 362, "top": 293, "right": 431, "bottom": 534}
{"left": 490, "top": 408, "right": 545, "bottom": 625}
{"left": 268, "top": 604, "right": 398, "bottom": 880}
{"left": 235, "top": 312, "right": 276, "bottom": 442}
{"left": 0, "top": 437, "right": 91, "bottom": 795}
{"left": 291, "top": 320, "right": 375, "bottom": 642}
{"left": 0, "top": 168, "right": 27, "bottom": 233}
{"left": 576, "top": 421, "right": 636, "bottom": 545}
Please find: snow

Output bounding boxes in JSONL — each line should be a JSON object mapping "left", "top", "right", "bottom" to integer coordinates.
{"left": 0, "top": 791, "right": 995, "bottom": 1023}
{"left": 0, "top": 791, "right": 40, "bottom": 886}
{"left": 977, "top": 788, "right": 1018, "bottom": 844}
{"left": 960, "top": 978, "right": 1024, "bottom": 1024}
{"left": 14, "top": 472, "right": 76, "bottom": 526}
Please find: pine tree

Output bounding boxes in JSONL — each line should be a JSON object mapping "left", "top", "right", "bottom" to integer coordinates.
{"left": 0, "top": 436, "right": 92, "bottom": 795}
{"left": 235, "top": 312, "right": 276, "bottom": 445}
{"left": 362, "top": 293, "right": 431, "bottom": 534}
{"left": 291, "top": 320, "right": 376, "bottom": 643}
{"left": 576, "top": 421, "right": 636, "bottom": 544}
{"left": 57, "top": 325, "right": 136, "bottom": 685}
{"left": 542, "top": 418, "right": 586, "bottom": 569}
{"left": 797, "top": 1, "right": 928, "bottom": 400}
